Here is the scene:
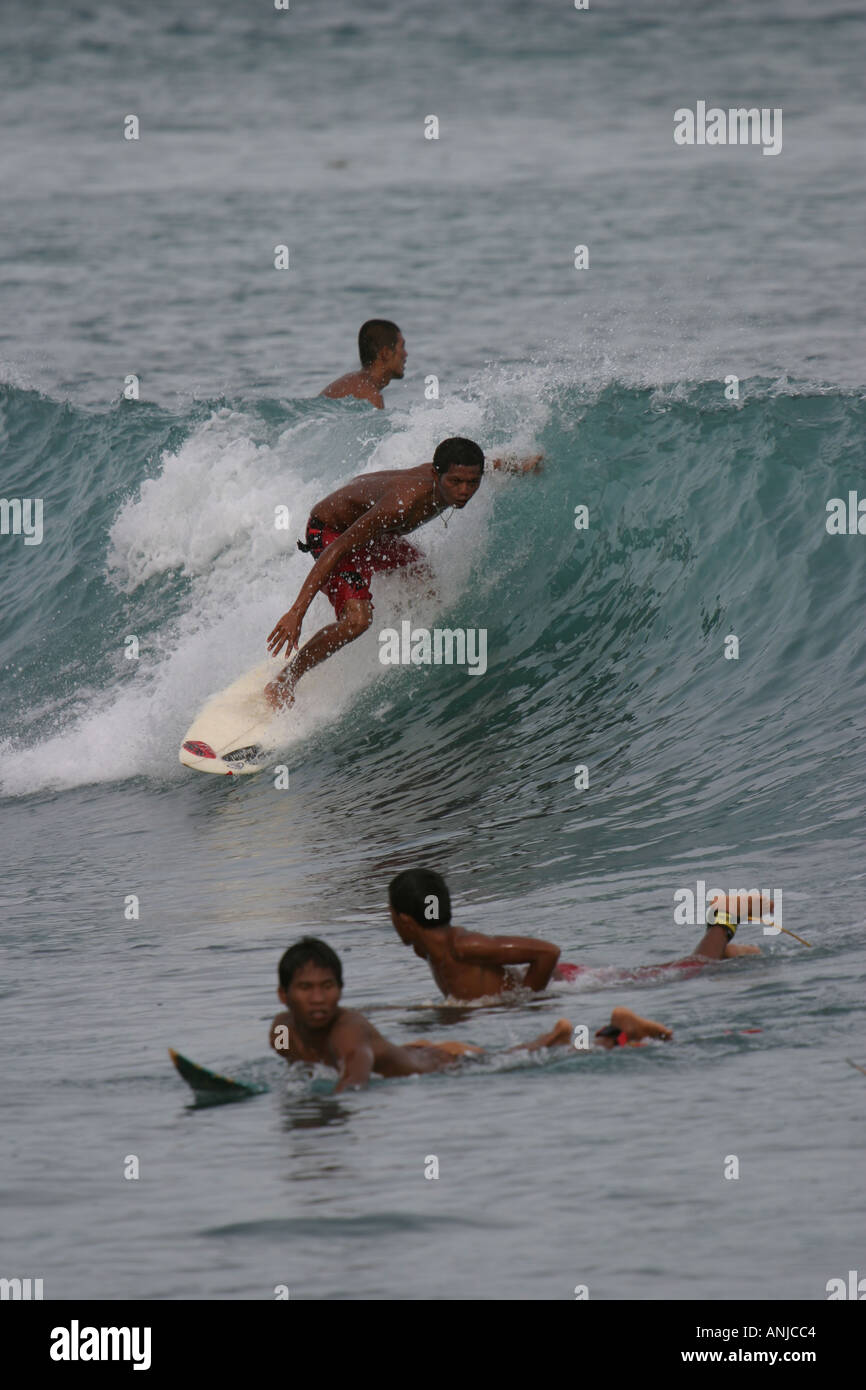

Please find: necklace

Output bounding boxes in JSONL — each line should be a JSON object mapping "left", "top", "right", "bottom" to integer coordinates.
{"left": 432, "top": 469, "right": 454, "bottom": 529}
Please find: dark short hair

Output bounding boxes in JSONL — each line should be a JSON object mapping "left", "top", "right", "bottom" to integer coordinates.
{"left": 358, "top": 319, "right": 401, "bottom": 367}
{"left": 388, "top": 869, "right": 452, "bottom": 927}
{"left": 432, "top": 438, "right": 484, "bottom": 476}
{"left": 278, "top": 937, "right": 343, "bottom": 989}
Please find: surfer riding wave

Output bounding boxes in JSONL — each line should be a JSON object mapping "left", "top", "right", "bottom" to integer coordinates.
{"left": 265, "top": 437, "right": 540, "bottom": 708}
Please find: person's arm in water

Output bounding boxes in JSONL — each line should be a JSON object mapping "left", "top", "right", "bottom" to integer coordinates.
{"left": 450, "top": 930, "right": 561, "bottom": 991}
{"left": 267, "top": 487, "right": 418, "bottom": 657}
{"left": 330, "top": 1013, "right": 468, "bottom": 1090}
{"left": 328, "top": 1015, "right": 377, "bottom": 1092}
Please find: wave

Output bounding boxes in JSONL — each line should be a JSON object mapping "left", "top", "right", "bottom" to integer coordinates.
{"left": 1, "top": 372, "right": 864, "bottom": 870}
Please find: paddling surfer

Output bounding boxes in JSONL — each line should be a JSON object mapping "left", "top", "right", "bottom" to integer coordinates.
{"left": 387, "top": 869, "right": 763, "bottom": 1003}
{"left": 268, "top": 938, "right": 582, "bottom": 1092}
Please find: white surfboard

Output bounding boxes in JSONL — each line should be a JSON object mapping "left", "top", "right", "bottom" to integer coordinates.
{"left": 179, "top": 653, "right": 300, "bottom": 776}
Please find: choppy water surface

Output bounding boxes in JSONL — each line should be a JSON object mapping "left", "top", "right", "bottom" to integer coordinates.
{"left": 1, "top": 0, "right": 864, "bottom": 1299}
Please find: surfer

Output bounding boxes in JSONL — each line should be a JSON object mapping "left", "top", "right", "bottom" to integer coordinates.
{"left": 265, "top": 437, "right": 539, "bottom": 708}
{"left": 320, "top": 319, "right": 407, "bottom": 409}
{"left": 389, "top": 867, "right": 565, "bottom": 998}
{"left": 388, "top": 869, "right": 763, "bottom": 1002}
{"left": 268, "top": 938, "right": 670, "bottom": 1092}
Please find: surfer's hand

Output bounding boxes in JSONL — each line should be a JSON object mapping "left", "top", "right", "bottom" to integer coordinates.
{"left": 518, "top": 452, "right": 544, "bottom": 473}
{"left": 268, "top": 606, "right": 302, "bottom": 656}
{"left": 490, "top": 453, "right": 544, "bottom": 474}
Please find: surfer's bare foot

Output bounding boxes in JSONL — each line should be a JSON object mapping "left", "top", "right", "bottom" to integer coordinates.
{"left": 412, "top": 1018, "right": 573, "bottom": 1064}
{"left": 542, "top": 1017, "right": 574, "bottom": 1047}
{"left": 507, "top": 1017, "right": 573, "bottom": 1054}
{"left": 609, "top": 1006, "right": 673, "bottom": 1043}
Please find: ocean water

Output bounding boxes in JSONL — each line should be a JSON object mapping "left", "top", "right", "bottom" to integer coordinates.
{"left": 1, "top": 0, "right": 864, "bottom": 1302}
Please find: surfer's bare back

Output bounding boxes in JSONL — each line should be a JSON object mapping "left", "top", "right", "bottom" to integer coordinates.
{"left": 265, "top": 437, "right": 540, "bottom": 708}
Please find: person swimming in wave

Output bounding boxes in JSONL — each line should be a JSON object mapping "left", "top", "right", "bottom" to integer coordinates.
{"left": 387, "top": 869, "right": 764, "bottom": 1003}
{"left": 319, "top": 319, "right": 407, "bottom": 410}
{"left": 318, "top": 319, "right": 545, "bottom": 436}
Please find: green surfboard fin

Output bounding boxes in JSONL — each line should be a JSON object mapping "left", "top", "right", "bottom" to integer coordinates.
{"left": 169, "top": 1048, "right": 269, "bottom": 1101}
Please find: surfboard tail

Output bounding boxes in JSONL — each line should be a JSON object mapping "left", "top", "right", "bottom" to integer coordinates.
{"left": 179, "top": 740, "right": 265, "bottom": 776}
{"left": 169, "top": 1048, "right": 267, "bottom": 1100}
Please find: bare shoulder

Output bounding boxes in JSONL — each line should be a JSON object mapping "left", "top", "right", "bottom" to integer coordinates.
{"left": 360, "top": 465, "right": 431, "bottom": 518}
{"left": 358, "top": 465, "right": 422, "bottom": 486}
{"left": 319, "top": 371, "right": 359, "bottom": 396}
{"left": 320, "top": 373, "right": 382, "bottom": 407}
{"left": 449, "top": 925, "right": 492, "bottom": 956}
{"left": 381, "top": 462, "right": 429, "bottom": 489}
{"left": 331, "top": 1008, "right": 397, "bottom": 1063}
{"left": 329, "top": 1007, "right": 376, "bottom": 1044}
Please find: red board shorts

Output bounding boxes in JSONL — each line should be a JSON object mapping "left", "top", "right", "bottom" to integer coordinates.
{"left": 299, "top": 515, "right": 425, "bottom": 617}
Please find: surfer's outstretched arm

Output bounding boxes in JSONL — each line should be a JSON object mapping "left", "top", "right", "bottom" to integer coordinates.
{"left": 408, "top": 1018, "right": 573, "bottom": 1060}
{"left": 328, "top": 1015, "right": 378, "bottom": 1092}
{"left": 451, "top": 931, "right": 561, "bottom": 992}
{"left": 334, "top": 1044, "right": 376, "bottom": 1093}
{"left": 490, "top": 453, "right": 543, "bottom": 473}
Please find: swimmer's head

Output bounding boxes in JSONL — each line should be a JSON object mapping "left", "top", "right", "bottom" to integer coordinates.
{"left": 388, "top": 869, "right": 451, "bottom": 948}
{"left": 594, "top": 1024, "right": 628, "bottom": 1051}
{"left": 277, "top": 937, "right": 343, "bottom": 1030}
{"left": 432, "top": 438, "right": 484, "bottom": 508}
{"left": 358, "top": 319, "right": 406, "bottom": 377}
